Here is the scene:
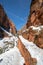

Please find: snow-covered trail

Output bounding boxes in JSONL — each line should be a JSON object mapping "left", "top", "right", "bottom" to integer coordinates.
{"left": 0, "top": 46, "right": 24, "bottom": 65}
{"left": 19, "top": 36, "right": 43, "bottom": 65}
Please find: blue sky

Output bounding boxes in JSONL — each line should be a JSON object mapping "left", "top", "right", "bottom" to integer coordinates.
{"left": 0, "top": 0, "right": 31, "bottom": 30}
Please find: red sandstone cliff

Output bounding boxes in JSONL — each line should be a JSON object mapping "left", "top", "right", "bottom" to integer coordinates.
{"left": 26, "top": 0, "right": 43, "bottom": 28}
{"left": 0, "top": 4, "right": 17, "bottom": 38}
{"left": 18, "top": 0, "right": 43, "bottom": 49}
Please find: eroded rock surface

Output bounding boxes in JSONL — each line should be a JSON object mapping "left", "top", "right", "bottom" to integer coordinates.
{"left": 19, "top": 0, "right": 43, "bottom": 49}
{"left": 0, "top": 4, "right": 17, "bottom": 38}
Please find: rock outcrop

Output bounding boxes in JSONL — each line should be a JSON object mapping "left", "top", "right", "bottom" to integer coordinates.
{"left": 26, "top": 0, "right": 43, "bottom": 28}
{"left": 18, "top": 38, "right": 37, "bottom": 65}
{"left": 0, "top": 4, "right": 17, "bottom": 38}
{"left": 26, "top": 0, "right": 43, "bottom": 49}
{"left": 18, "top": 0, "right": 43, "bottom": 49}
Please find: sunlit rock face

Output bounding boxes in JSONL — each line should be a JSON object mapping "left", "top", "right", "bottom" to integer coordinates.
{"left": 19, "top": 0, "right": 43, "bottom": 49}
{"left": 0, "top": 4, "right": 17, "bottom": 38}
{"left": 26, "top": 0, "right": 43, "bottom": 28}
{"left": 22, "top": 26, "right": 43, "bottom": 49}
{"left": 26, "top": 0, "right": 43, "bottom": 49}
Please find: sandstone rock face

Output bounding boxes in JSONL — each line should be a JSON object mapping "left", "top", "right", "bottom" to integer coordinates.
{"left": 34, "top": 29, "right": 43, "bottom": 48}
{"left": 20, "top": 0, "right": 43, "bottom": 49}
{"left": 26, "top": 0, "right": 43, "bottom": 49}
{"left": 26, "top": 0, "right": 43, "bottom": 28}
{"left": 17, "top": 38, "right": 37, "bottom": 65}
{"left": 0, "top": 4, "right": 17, "bottom": 38}
{"left": 22, "top": 26, "right": 43, "bottom": 49}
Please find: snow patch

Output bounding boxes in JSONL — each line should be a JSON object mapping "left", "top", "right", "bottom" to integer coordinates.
{"left": 30, "top": 25, "right": 43, "bottom": 31}
{"left": 19, "top": 35, "right": 43, "bottom": 65}
{"left": 0, "top": 47, "right": 24, "bottom": 65}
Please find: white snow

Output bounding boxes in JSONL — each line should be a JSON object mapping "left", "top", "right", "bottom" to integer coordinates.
{"left": 0, "top": 47, "right": 24, "bottom": 65}
{"left": 0, "top": 35, "right": 18, "bottom": 52}
{"left": 0, "top": 26, "right": 43, "bottom": 65}
{"left": 0, "top": 26, "right": 18, "bottom": 51}
{"left": 22, "top": 25, "right": 43, "bottom": 33}
{"left": 0, "top": 40, "right": 5, "bottom": 48}
{"left": 19, "top": 35, "right": 43, "bottom": 65}
{"left": 0, "top": 27, "right": 25, "bottom": 65}
{"left": 29, "top": 25, "right": 43, "bottom": 32}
